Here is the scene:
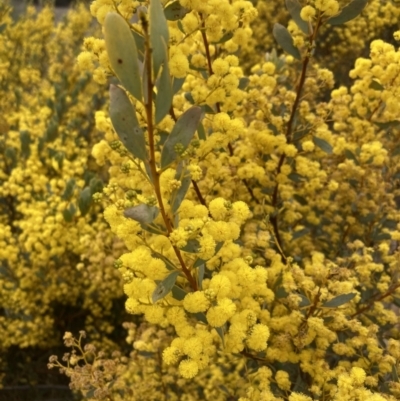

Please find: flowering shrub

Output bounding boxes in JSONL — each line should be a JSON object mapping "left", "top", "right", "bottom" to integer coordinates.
{"left": 11, "top": 0, "right": 400, "bottom": 399}
{"left": 0, "top": 1, "right": 130, "bottom": 390}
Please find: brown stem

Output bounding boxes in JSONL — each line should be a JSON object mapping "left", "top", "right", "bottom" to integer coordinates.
{"left": 269, "top": 17, "right": 323, "bottom": 262}
{"left": 192, "top": 180, "right": 207, "bottom": 206}
{"left": 351, "top": 283, "right": 400, "bottom": 318}
{"left": 142, "top": 15, "right": 198, "bottom": 291}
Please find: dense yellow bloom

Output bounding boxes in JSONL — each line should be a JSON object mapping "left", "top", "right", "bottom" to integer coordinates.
{"left": 183, "top": 291, "right": 210, "bottom": 313}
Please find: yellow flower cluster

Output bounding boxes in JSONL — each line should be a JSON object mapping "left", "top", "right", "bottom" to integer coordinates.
{"left": 30, "top": 0, "right": 400, "bottom": 399}
{"left": 0, "top": 3, "right": 126, "bottom": 384}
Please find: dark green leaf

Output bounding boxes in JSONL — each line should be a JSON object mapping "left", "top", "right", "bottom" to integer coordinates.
{"left": 89, "top": 178, "right": 103, "bottom": 195}
{"left": 288, "top": 172, "right": 305, "bottom": 182}
{"left": 292, "top": 228, "right": 310, "bottom": 240}
{"left": 285, "top": 0, "right": 309, "bottom": 34}
{"left": 181, "top": 239, "right": 201, "bottom": 253}
{"left": 369, "top": 80, "right": 384, "bottom": 90}
{"left": 392, "top": 365, "right": 399, "bottom": 383}
{"left": 374, "top": 232, "right": 391, "bottom": 241}
{"left": 215, "top": 325, "right": 225, "bottom": 346}
{"left": 177, "top": 20, "right": 185, "bottom": 34}
{"left": 0, "top": 23, "right": 7, "bottom": 34}
{"left": 359, "top": 213, "right": 375, "bottom": 224}
{"left": 313, "top": 136, "right": 333, "bottom": 154}
{"left": 151, "top": 252, "right": 176, "bottom": 271}
{"left": 238, "top": 77, "right": 250, "bottom": 90}
{"left": 293, "top": 194, "right": 307, "bottom": 205}
{"left": 78, "top": 187, "right": 92, "bottom": 216}
{"left": 161, "top": 106, "right": 202, "bottom": 168}
{"left": 298, "top": 293, "right": 311, "bottom": 307}
{"left": 171, "top": 167, "right": 191, "bottom": 213}
{"left": 150, "top": 0, "right": 169, "bottom": 77}
{"left": 124, "top": 204, "right": 159, "bottom": 224}
{"left": 197, "top": 263, "right": 205, "bottom": 289}
{"left": 276, "top": 287, "right": 289, "bottom": 298}
{"left": 152, "top": 271, "right": 180, "bottom": 303}
{"left": 140, "top": 222, "right": 167, "bottom": 235}
{"left": 193, "top": 312, "right": 208, "bottom": 324}
{"left": 327, "top": 0, "right": 368, "bottom": 25}
{"left": 344, "top": 149, "right": 358, "bottom": 164}
{"left": 211, "top": 31, "right": 234, "bottom": 44}
{"left": 197, "top": 122, "right": 206, "bottom": 141}
{"left": 63, "top": 203, "right": 77, "bottom": 222}
{"left": 155, "top": 42, "right": 173, "bottom": 124}
{"left": 62, "top": 178, "right": 76, "bottom": 200}
{"left": 19, "top": 130, "right": 31, "bottom": 159}
{"left": 322, "top": 293, "right": 356, "bottom": 308}
{"left": 184, "top": 92, "right": 195, "bottom": 104}
{"left": 374, "top": 120, "right": 400, "bottom": 130}
{"left": 104, "top": 12, "right": 142, "bottom": 101}
{"left": 272, "top": 23, "right": 301, "bottom": 60}
{"left": 171, "top": 285, "right": 187, "bottom": 301}
{"left": 164, "top": 1, "right": 188, "bottom": 20}
{"left": 109, "top": 84, "right": 148, "bottom": 162}
{"left": 172, "top": 77, "right": 185, "bottom": 94}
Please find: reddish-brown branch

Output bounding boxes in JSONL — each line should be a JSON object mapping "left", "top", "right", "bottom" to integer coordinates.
{"left": 142, "top": 15, "right": 198, "bottom": 291}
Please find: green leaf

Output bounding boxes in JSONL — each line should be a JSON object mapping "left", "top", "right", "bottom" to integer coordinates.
{"left": 155, "top": 41, "right": 173, "bottom": 124}
{"left": 238, "top": 77, "right": 250, "bottom": 90}
{"left": 150, "top": 0, "right": 170, "bottom": 78}
{"left": 272, "top": 23, "right": 301, "bottom": 60}
{"left": 63, "top": 203, "right": 77, "bottom": 222}
{"left": 344, "top": 149, "right": 358, "bottom": 164}
{"left": 172, "top": 77, "right": 185, "bottom": 94}
{"left": 293, "top": 194, "right": 307, "bottom": 205}
{"left": 215, "top": 325, "right": 225, "bottom": 346}
{"left": 140, "top": 222, "right": 167, "bottom": 235}
{"left": 62, "top": 178, "right": 76, "bottom": 200}
{"left": 298, "top": 294, "right": 311, "bottom": 307}
{"left": 322, "top": 293, "right": 356, "bottom": 308}
{"left": 181, "top": 239, "right": 201, "bottom": 253}
{"left": 78, "top": 187, "right": 92, "bottom": 216}
{"left": 392, "top": 365, "right": 399, "bottom": 383}
{"left": 197, "top": 263, "right": 205, "bottom": 290}
{"left": 124, "top": 204, "right": 159, "bottom": 224}
{"left": 152, "top": 271, "right": 181, "bottom": 303}
{"left": 193, "top": 312, "right": 208, "bottom": 324}
{"left": 171, "top": 285, "right": 187, "bottom": 301}
{"left": 151, "top": 252, "right": 176, "bottom": 271}
{"left": 197, "top": 122, "right": 206, "bottom": 141}
{"left": 313, "top": 136, "right": 333, "bottom": 154}
{"left": 288, "top": 172, "right": 305, "bottom": 182}
{"left": 374, "top": 232, "right": 391, "bottom": 241}
{"left": 89, "top": 178, "right": 103, "bottom": 196}
{"left": 292, "top": 228, "right": 310, "bottom": 240}
{"left": 171, "top": 166, "right": 191, "bottom": 213}
{"left": 132, "top": 30, "right": 145, "bottom": 61}
{"left": 161, "top": 106, "right": 202, "bottom": 168}
{"left": 211, "top": 31, "right": 234, "bottom": 44}
{"left": 285, "top": 0, "right": 309, "bottom": 34}
{"left": 164, "top": 1, "right": 188, "bottom": 20}
{"left": 276, "top": 287, "right": 289, "bottom": 298}
{"left": 0, "top": 23, "right": 7, "bottom": 34}
{"left": 104, "top": 12, "right": 142, "bottom": 101}
{"left": 109, "top": 84, "right": 148, "bottom": 162}
{"left": 19, "top": 130, "right": 31, "bottom": 159}
{"left": 369, "top": 79, "right": 384, "bottom": 90}
{"left": 327, "top": 0, "right": 368, "bottom": 25}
